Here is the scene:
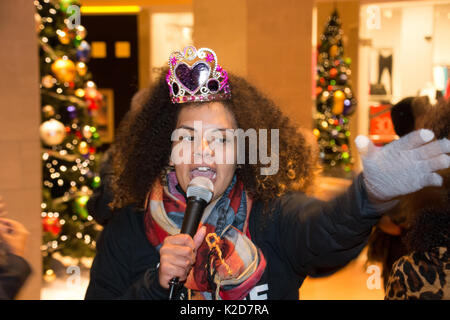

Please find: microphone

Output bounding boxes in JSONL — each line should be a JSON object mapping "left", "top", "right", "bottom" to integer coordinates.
{"left": 168, "top": 176, "right": 214, "bottom": 300}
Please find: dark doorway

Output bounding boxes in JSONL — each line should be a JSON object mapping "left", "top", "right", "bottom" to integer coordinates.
{"left": 82, "top": 14, "right": 139, "bottom": 143}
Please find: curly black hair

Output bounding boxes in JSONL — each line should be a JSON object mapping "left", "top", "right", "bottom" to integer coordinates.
{"left": 402, "top": 97, "right": 450, "bottom": 252}
{"left": 109, "top": 70, "right": 320, "bottom": 211}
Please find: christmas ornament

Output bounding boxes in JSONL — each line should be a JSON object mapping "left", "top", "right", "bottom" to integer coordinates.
{"left": 76, "top": 61, "right": 87, "bottom": 76}
{"left": 332, "top": 90, "right": 345, "bottom": 115}
{"left": 51, "top": 58, "right": 76, "bottom": 83}
{"left": 75, "top": 88, "right": 85, "bottom": 98}
{"left": 57, "top": 29, "right": 70, "bottom": 45}
{"left": 41, "top": 75, "right": 56, "bottom": 89}
{"left": 75, "top": 25, "right": 87, "bottom": 40}
{"left": 43, "top": 269, "right": 56, "bottom": 282}
{"left": 84, "top": 87, "right": 100, "bottom": 100}
{"left": 329, "top": 68, "right": 338, "bottom": 78}
{"left": 35, "top": 13, "right": 43, "bottom": 33}
{"left": 92, "top": 176, "right": 101, "bottom": 188}
{"left": 42, "top": 105, "right": 55, "bottom": 117}
{"left": 40, "top": 119, "right": 66, "bottom": 146}
{"left": 321, "top": 90, "right": 330, "bottom": 102}
{"left": 82, "top": 125, "right": 92, "bottom": 139}
{"left": 74, "top": 195, "right": 90, "bottom": 219}
{"left": 344, "top": 98, "right": 357, "bottom": 116}
{"left": 42, "top": 216, "right": 62, "bottom": 236}
{"left": 313, "top": 128, "right": 320, "bottom": 137}
{"left": 329, "top": 45, "right": 338, "bottom": 57}
{"left": 78, "top": 141, "right": 89, "bottom": 155}
{"left": 59, "top": 0, "right": 74, "bottom": 13}
{"left": 76, "top": 41, "right": 91, "bottom": 62}
{"left": 67, "top": 105, "right": 77, "bottom": 119}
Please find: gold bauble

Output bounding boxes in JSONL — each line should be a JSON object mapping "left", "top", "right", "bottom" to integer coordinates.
{"left": 329, "top": 45, "right": 339, "bottom": 58}
{"left": 42, "top": 105, "right": 55, "bottom": 117}
{"left": 75, "top": 88, "right": 85, "bottom": 98}
{"left": 41, "top": 75, "right": 56, "bottom": 88}
{"left": 332, "top": 90, "right": 345, "bottom": 115}
{"left": 76, "top": 62, "right": 87, "bottom": 76}
{"left": 78, "top": 141, "right": 89, "bottom": 155}
{"left": 43, "top": 269, "right": 56, "bottom": 282}
{"left": 51, "top": 58, "right": 76, "bottom": 83}
{"left": 57, "top": 29, "right": 70, "bottom": 45}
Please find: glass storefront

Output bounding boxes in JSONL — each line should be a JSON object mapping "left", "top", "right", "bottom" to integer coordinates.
{"left": 358, "top": 0, "right": 450, "bottom": 144}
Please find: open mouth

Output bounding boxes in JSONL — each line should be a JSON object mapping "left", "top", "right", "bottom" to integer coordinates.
{"left": 189, "top": 166, "right": 217, "bottom": 183}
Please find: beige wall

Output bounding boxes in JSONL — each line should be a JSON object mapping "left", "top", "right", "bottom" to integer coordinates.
{"left": 194, "top": 0, "right": 315, "bottom": 129}
{"left": 0, "top": 0, "right": 42, "bottom": 299}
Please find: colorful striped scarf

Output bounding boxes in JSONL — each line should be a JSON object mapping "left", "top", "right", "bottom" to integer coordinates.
{"left": 144, "top": 172, "right": 266, "bottom": 300}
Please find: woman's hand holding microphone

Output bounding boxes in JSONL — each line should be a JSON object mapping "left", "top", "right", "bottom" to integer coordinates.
{"left": 158, "top": 226, "right": 206, "bottom": 289}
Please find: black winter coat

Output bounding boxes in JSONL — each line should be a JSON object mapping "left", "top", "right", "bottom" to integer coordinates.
{"left": 85, "top": 174, "right": 391, "bottom": 300}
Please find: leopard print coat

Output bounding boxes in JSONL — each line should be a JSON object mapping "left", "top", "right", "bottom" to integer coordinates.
{"left": 385, "top": 246, "right": 449, "bottom": 300}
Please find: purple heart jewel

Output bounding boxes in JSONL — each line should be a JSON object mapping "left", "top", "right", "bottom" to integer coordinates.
{"left": 174, "top": 62, "right": 211, "bottom": 94}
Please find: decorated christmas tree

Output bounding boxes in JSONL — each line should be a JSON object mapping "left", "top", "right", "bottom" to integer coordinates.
{"left": 35, "top": 0, "right": 104, "bottom": 280}
{"left": 314, "top": 9, "right": 357, "bottom": 177}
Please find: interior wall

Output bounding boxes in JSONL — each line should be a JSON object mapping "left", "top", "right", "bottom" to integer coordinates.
{"left": 193, "top": 0, "right": 247, "bottom": 77}
{"left": 433, "top": 3, "right": 450, "bottom": 66}
{"left": 138, "top": 4, "right": 193, "bottom": 88}
{"left": 399, "top": 5, "right": 434, "bottom": 98}
{"left": 194, "top": 0, "right": 315, "bottom": 129}
{"left": 0, "top": 0, "right": 42, "bottom": 299}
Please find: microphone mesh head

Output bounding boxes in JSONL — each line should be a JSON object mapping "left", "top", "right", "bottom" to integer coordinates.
{"left": 186, "top": 176, "right": 214, "bottom": 203}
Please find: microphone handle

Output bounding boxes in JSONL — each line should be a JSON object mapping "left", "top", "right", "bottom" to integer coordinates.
{"left": 168, "top": 197, "right": 207, "bottom": 300}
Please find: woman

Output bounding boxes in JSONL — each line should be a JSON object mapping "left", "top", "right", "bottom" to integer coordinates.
{"left": 385, "top": 98, "right": 450, "bottom": 300}
{"left": 366, "top": 95, "right": 430, "bottom": 289}
{"left": 85, "top": 46, "right": 450, "bottom": 300}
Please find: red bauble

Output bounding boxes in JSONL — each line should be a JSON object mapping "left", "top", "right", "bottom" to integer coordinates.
{"left": 316, "top": 86, "right": 323, "bottom": 95}
{"left": 329, "top": 68, "right": 338, "bottom": 78}
{"left": 88, "top": 100, "right": 98, "bottom": 110}
{"left": 42, "top": 216, "right": 62, "bottom": 236}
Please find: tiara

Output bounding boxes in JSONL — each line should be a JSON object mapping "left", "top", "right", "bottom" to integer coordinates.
{"left": 166, "top": 46, "right": 231, "bottom": 104}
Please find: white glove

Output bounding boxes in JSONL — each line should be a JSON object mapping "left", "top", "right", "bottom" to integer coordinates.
{"left": 355, "top": 129, "right": 450, "bottom": 201}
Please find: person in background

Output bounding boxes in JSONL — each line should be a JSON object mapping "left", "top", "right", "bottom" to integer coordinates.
{"left": 0, "top": 196, "right": 31, "bottom": 299}
{"left": 366, "top": 96, "right": 430, "bottom": 289}
{"left": 87, "top": 87, "right": 151, "bottom": 226}
{"left": 385, "top": 97, "right": 450, "bottom": 300}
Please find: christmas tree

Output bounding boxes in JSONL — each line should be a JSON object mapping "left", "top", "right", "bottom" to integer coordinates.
{"left": 314, "top": 9, "right": 357, "bottom": 177}
{"left": 35, "top": 0, "right": 104, "bottom": 280}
